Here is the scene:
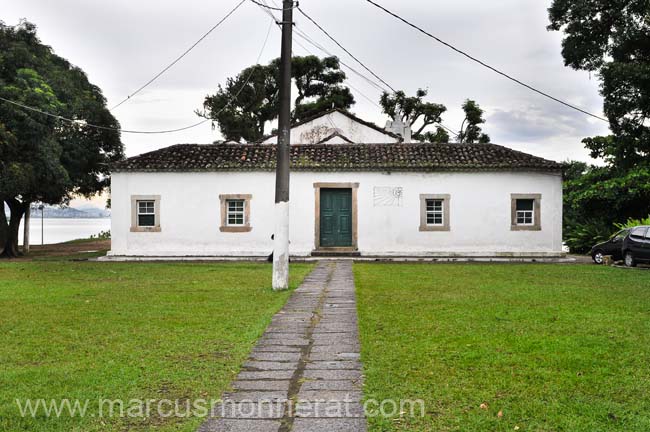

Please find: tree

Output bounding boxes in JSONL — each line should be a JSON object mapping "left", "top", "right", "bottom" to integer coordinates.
{"left": 0, "top": 21, "right": 123, "bottom": 257}
{"left": 379, "top": 89, "right": 447, "bottom": 142}
{"left": 458, "top": 99, "right": 490, "bottom": 144}
{"left": 199, "top": 55, "right": 355, "bottom": 142}
{"left": 548, "top": 0, "right": 650, "bottom": 251}
{"left": 548, "top": 0, "right": 650, "bottom": 169}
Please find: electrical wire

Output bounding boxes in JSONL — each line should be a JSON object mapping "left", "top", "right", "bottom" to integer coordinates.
{"left": 297, "top": 6, "right": 396, "bottom": 93}
{"left": 110, "top": 0, "right": 246, "bottom": 110}
{"left": 256, "top": 0, "right": 459, "bottom": 138}
{"left": 249, "top": 0, "right": 297, "bottom": 12}
{"left": 0, "top": 19, "right": 273, "bottom": 135}
{"left": 362, "top": 0, "right": 609, "bottom": 123}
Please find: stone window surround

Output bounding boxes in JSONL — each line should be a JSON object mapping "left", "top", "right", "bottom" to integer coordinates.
{"left": 419, "top": 194, "right": 451, "bottom": 232}
{"left": 313, "top": 182, "right": 359, "bottom": 251}
{"left": 130, "top": 195, "right": 161, "bottom": 232}
{"left": 511, "top": 193, "right": 542, "bottom": 231}
{"left": 219, "top": 194, "right": 252, "bottom": 233}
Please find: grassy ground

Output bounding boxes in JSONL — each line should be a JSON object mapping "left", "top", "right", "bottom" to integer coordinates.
{"left": 0, "top": 260, "right": 313, "bottom": 432}
{"left": 355, "top": 263, "right": 650, "bottom": 432}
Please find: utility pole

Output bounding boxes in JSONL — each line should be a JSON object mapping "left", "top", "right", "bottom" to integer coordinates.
{"left": 272, "top": 0, "right": 294, "bottom": 290}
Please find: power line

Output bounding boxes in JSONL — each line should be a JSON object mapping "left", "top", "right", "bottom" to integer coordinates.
{"left": 0, "top": 20, "right": 273, "bottom": 135}
{"left": 253, "top": 1, "right": 389, "bottom": 97}
{"left": 255, "top": 1, "right": 459, "bottom": 138}
{"left": 362, "top": 0, "right": 609, "bottom": 123}
{"left": 293, "top": 29, "right": 387, "bottom": 93}
{"left": 110, "top": 0, "right": 246, "bottom": 110}
{"left": 296, "top": 6, "right": 397, "bottom": 93}
{"left": 249, "top": 0, "right": 297, "bottom": 11}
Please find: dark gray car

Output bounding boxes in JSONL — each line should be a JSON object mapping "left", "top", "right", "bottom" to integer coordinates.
{"left": 590, "top": 229, "right": 629, "bottom": 264}
{"left": 622, "top": 225, "right": 650, "bottom": 267}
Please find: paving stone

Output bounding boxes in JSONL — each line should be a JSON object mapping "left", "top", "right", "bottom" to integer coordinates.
{"left": 262, "top": 332, "right": 307, "bottom": 339}
{"left": 232, "top": 381, "right": 291, "bottom": 391}
{"left": 312, "top": 338, "right": 359, "bottom": 346}
{"left": 198, "top": 419, "right": 281, "bottom": 432}
{"left": 310, "top": 345, "right": 360, "bottom": 353}
{"left": 257, "top": 338, "right": 309, "bottom": 346}
{"left": 294, "top": 401, "right": 365, "bottom": 418}
{"left": 296, "top": 390, "right": 363, "bottom": 402}
{"left": 291, "top": 418, "right": 367, "bottom": 432}
{"left": 303, "top": 369, "right": 363, "bottom": 380}
{"left": 243, "top": 361, "right": 299, "bottom": 371}
{"left": 222, "top": 391, "right": 287, "bottom": 402}
{"left": 237, "top": 370, "right": 294, "bottom": 380}
{"left": 300, "top": 380, "right": 363, "bottom": 391}
{"left": 251, "top": 345, "right": 302, "bottom": 353}
{"left": 212, "top": 402, "right": 285, "bottom": 419}
{"left": 305, "top": 361, "right": 361, "bottom": 370}
{"left": 249, "top": 352, "right": 302, "bottom": 362}
{"left": 307, "top": 352, "right": 360, "bottom": 361}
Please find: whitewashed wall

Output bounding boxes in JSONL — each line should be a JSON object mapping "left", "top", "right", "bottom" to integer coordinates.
{"left": 261, "top": 111, "right": 398, "bottom": 144}
{"left": 110, "top": 171, "right": 562, "bottom": 257}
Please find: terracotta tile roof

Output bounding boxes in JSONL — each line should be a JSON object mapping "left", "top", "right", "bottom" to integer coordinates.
{"left": 112, "top": 143, "right": 562, "bottom": 173}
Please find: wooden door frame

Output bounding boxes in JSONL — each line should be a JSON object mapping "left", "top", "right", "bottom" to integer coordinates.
{"left": 313, "top": 182, "right": 359, "bottom": 252}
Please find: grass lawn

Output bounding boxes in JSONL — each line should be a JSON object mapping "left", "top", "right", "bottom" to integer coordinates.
{"left": 0, "top": 260, "right": 313, "bottom": 432}
{"left": 355, "top": 263, "right": 650, "bottom": 432}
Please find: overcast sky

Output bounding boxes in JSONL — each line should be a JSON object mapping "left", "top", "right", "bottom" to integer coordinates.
{"left": 4, "top": 0, "right": 610, "bottom": 206}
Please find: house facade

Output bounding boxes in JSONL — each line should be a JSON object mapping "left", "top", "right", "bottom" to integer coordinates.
{"left": 109, "top": 112, "right": 563, "bottom": 258}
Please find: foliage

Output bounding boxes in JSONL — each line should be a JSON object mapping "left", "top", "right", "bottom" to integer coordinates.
{"left": 0, "top": 20, "right": 123, "bottom": 256}
{"left": 549, "top": 2, "right": 650, "bottom": 252}
{"left": 379, "top": 89, "right": 447, "bottom": 141}
{"left": 561, "top": 161, "right": 650, "bottom": 253}
{"left": 0, "top": 261, "right": 313, "bottom": 431}
{"left": 458, "top": 99, "right": 490, "bottom": 143}
{"left": 379, "top": 91, "right": 490, "bottom": 143}
{"left": 89, "top": 230, "right": 111, "bottom": 240}
{"left": 549, "top": 0, "right": 650, "bottom": 169}
{"left": 356, "top": 263, "right": 650, "bottom": 431}
{"left": 614, "top": 215, "right": 650, "bottom": 230}
{"left": 200, "top": 55, "right": 354, "bottom": 142}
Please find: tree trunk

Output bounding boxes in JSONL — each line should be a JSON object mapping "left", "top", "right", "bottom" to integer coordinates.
{"left": 23, "top": 204, "right": 31, "bottom": 254}
{"left": 1, "top": 199, "right": 26, "bottom": 258}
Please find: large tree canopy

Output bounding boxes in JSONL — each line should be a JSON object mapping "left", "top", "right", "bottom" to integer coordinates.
{"left": 548, "top": 0, "right": 650, "bottom": 252}
{"left": 200, "top": 55, "right": 355, "bottom": 143}
{"left": 0, "top": 20, "right": 123, "bottom": 256}
{"left": 549, "top": 0, "right": 649, "bottom": 168}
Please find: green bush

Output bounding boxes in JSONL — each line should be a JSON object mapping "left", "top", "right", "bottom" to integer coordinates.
{"left": 89, "top": 230, "right": 110, "bottom": 240}
{"left": 614, "top": 215, "right": 650, "bottom": 230}
{"left": 564, "top": 219, "right": 612, "bottom": 254}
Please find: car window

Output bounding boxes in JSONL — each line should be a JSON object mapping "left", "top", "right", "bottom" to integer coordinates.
{"left": 630, "top": 227, "right": 648, "bottom": 239}
{"left": 612, "top": 230, "right": 628, "bottom": 241}
{"left": 646, "top": 229, "right": 650, "bottom": 240}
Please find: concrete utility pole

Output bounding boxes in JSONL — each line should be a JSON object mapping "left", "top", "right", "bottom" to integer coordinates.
{"left": 272, "top": 0, "right": 294, "bottom": 290}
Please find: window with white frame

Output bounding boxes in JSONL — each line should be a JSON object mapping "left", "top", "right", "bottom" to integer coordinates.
{"left": 511, "top": 194, "right": 541, "bottom": 231}
{"left": 515, "top": 199, "right": 535, "bottom": 225}
{"left": 137, "top": 200, "right": 156, "bottom": 227}
{"left": 130, "top": 195, "right": 161, "bottom": 232}
{"left": 219, "top": 194, "right": 252, "bottom": 232}
{"left": 426, "top": 199, "right": 444, "bottom": 226}
{"left": 226, "top": 199, "right": 245, "bottom": 226}
{"left": 419, "top": 194, "right": 450, "bottom": 232}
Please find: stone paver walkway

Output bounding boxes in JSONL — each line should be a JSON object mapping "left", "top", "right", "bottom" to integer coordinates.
{"left": 198, "top": 261, "right": 366, "bottom": 432}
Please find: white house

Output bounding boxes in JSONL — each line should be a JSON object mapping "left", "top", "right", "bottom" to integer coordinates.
{"left": 108, "top": 110, "right": 563, "bottom": 259}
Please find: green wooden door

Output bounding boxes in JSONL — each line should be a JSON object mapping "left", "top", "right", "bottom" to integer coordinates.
{"left": 320, "top": 188, "right": 353, "bottom": 247}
